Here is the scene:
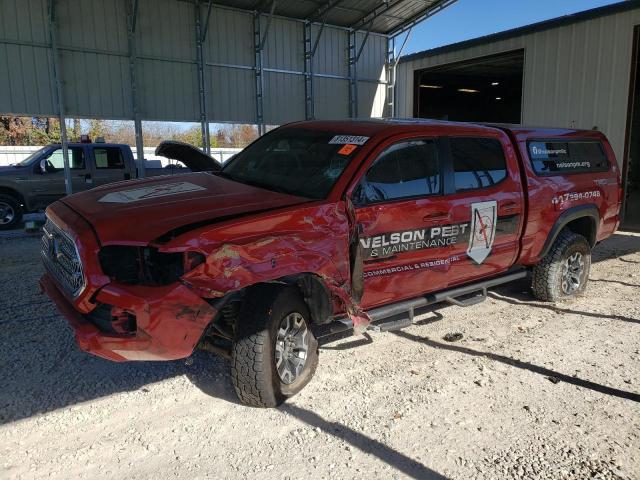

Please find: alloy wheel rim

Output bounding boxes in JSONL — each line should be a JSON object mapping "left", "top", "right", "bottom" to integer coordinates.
{"left": 0, "top": 202, "right": 15, "bottom": 225}
{"left": 274, "top": 312, "right": 309, "bottom": 385}
{"left": 561, "top": 251, "right": 585, "bottom": 294}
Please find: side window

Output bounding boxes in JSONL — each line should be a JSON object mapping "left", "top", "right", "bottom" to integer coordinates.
{"left": 528, "top": 140, "right": 609, "bottom": 175}
{"left": 45, "top": 148, "right": 85, "bottom": 170}
{"left": 94, "top": 147, "right": 125, "bottom": 169}
{"left": 451, "top": 137, "right": 507, "bottom": 191}
{"left": 354, "top": 139, "right": 440, "bottom": 204}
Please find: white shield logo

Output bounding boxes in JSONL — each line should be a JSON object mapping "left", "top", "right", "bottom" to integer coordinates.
{"left": 467, "top": 201, "right": 497, "bottom": 264}
{"left": 98, "top": 181, "right": 206, "bottom": 204}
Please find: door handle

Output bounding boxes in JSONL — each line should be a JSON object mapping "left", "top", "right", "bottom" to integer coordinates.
{"left": 78, "top": 173, "right": 93, "bottom": 185}
{"left": 500, "top": 201, "right": 519, "bottom": 213}
{"left": 423, "top": 212, "right": 451, "bottom": 222}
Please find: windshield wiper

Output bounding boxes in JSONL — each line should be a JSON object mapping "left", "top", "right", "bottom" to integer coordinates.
{"left": 216, "top": 170, "right": 310, "bottom": 197}
{"left": 241, "top": 178, "right": 293, "bottom": 195}
{"left": 215, "top": 170, "right": 234, "bottom": 180}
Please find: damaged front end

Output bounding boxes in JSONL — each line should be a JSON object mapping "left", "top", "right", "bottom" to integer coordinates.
{"left": 41, "top": 197, "right": 369, "bottom": 363}
{"left": 40, "top": 209, "right": 217, "bottom": 362}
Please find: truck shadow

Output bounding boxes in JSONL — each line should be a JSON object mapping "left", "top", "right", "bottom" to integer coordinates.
{"left": 281, "top": 404, "right": 448, "bottom": 480}
{"left": 591, "top": 231, "right": 640, "bottom": 263}
{"left": 0, "top": 254, "right": 233, "bottom": 423}
{"left": 392, "top": 329, "right": 640, "bottom": 404}
{"left": 0, "top": 308, "right": 232, "bottom": 424}
{"left": 589, "top": 278, "right": 640, "bottom": 288}
{"left": 188, "top": 369, "right": 448, "bottom": 478}
{"left": 488, "top": 283, "right": 640, "bottom": 325}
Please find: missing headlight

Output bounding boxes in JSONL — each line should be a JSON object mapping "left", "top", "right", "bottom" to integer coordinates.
{"left": 99, "top": 246, "right": 184, "bottom": 285}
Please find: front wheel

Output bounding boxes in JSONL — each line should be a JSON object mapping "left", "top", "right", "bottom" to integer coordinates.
{"left": 231, "top": 285, "right": 318, "bottom": 407}
{"left": 532, "top": 229, "right": 591, "bottom": 302}
{"left": 0, "top": 194, "right": 23, "bottom": 230}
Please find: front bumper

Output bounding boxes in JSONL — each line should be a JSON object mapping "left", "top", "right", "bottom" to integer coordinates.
{"left": 40, "top": 273, "right": 217, "bottom": 362}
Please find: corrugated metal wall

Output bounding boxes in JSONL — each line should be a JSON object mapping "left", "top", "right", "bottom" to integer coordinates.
{"left": 0, "top": 0, "right": 388, "bottom": 124}
{"left": 396, "top": 7, "right": 640, "bottom": 166}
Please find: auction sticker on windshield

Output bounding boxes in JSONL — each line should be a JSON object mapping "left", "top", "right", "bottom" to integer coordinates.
{"left": 98, "top": 182, "right": 206, "bottom": 203}
{"left": 329, "top": 135, "right": 369, "bottom": 145}
{"left": 338, "top": 144, "right": 358, "bottom": 155}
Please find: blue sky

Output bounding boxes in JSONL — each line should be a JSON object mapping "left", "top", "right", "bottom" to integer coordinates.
{"left": 402, "top": 0, "right": 624, "bottom": 55}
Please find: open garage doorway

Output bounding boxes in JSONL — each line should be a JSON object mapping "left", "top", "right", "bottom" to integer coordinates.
{"left": 413, "top": 50, "right": 524, "bottom": 123}
{"left": 623, "top": 25, "right": 640, "bottom": 231}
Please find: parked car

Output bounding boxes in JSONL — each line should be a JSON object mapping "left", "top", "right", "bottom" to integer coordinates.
{"left": 40, "top": 119, "right": 621, "bottom": 407}
{"left": 0, "top": 140, "right": 218, "bottom": 229}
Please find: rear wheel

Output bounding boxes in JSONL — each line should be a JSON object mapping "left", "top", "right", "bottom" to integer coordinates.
{"left": 231, "top": 285, "right": 318, "bottom": 407}
{"left": 532, "top": 229, "right": 591, "bottom": 301}
{"left": 0, "top": 194, "right": 23, "bottom": 230}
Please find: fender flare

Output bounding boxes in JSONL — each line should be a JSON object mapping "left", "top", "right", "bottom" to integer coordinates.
{"left": 0, "top": 185, "right": 26, "bottom": 209}
{"left": 539, "top": 204, "right": 599, "bottom": 259}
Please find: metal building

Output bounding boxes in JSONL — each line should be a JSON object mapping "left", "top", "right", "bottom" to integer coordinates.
{"left": 0, "top": 0, "right": 456, "bottom": 192}
{"left": 395, "top": 1, "right": 640, "bottom": 229}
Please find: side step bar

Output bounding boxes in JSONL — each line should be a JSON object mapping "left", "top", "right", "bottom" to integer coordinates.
{"left": 315, "top": 269, "right": 528, "bottom": 346}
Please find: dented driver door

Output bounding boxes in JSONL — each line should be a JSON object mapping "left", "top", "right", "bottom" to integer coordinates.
{"left": 351, "top": 138, "right": 462, "bottom": 310}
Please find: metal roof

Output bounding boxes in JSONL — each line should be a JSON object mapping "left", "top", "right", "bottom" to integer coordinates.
{"left": 207, "top": 0, "right": 456, "bottom": 35}
{"left": 399, "top": 0, "right": 638, "bottom": 63}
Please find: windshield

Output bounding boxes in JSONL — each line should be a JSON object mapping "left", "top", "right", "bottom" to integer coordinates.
{"left": 221, "top": 128, "right": 366, "bottom": 199}
{"left": 15, "top": 146, "right": 50, "bottom": 166}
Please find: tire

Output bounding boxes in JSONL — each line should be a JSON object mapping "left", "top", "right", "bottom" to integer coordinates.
{"left": 0, "top": 194, "right": 23, "bottom": 230}
{"left": 231, "top": 285, "right": 319, "bottom": 407}
{"left": 532, "top": 229, "right": 591, "bottom": 302}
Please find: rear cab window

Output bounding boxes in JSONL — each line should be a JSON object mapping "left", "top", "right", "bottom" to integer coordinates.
{"left": 94, "top": 147, "right": 125, "bottom": 169}
{"left": 450, "top": 137, "right": 507, "bottom": 191}
{"left": 527, "top": 139, "right": 609, "bottom": 175}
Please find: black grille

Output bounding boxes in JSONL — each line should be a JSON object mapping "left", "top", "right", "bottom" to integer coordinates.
{"left": 41, "top": 218, "right": 85, "bottom": 297}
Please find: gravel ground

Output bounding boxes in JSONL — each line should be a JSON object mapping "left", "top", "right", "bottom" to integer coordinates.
{"left": 0, "top": 232, "right": 639, "bottom": 479}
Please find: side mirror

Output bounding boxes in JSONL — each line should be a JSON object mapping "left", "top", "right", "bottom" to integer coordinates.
{"left": 39, "top": 159, "right": 47, "bottom": 174}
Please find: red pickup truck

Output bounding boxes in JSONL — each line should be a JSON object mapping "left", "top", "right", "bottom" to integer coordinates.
{"left": 40, "top": 119, "right": 621, "bottom": 407}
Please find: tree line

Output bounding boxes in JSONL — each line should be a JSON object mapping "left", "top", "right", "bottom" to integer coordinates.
{"left": 0, "top": 117, "right": 259, "bottom": 148}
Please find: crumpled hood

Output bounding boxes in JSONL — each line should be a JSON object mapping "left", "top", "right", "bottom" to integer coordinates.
{"left": 60, "top": 172, "right": 308, "bottom": 244}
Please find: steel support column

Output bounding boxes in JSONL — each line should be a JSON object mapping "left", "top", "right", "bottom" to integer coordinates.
{"left": 253, "top": 12, "right": 265, "bottom": 135}
{"left": 253, "top": 1, "right": 276, "bottom": 136}
{"left": 303, "top": 21, "right": 314, "bottom": 120}
{"left": 195, "top": 0, "right": 211, "bottom": 154}
{"left": 304, "top": 2, "right": 339, "bottom": 120}
{"left": 48, "top": 0, "right": 72, "bottom": 195}
{"left": 385, "top": 35, "right": 395, "bottom": 118}
{"left": 349, "top": 25, "right": 372, "bottom": 119}
{"left": 348, "top": 29, "right": 357, "bottom": 118}
{"left": 386, "top": 27, "right": 411, "bottom": 118}
{"left": 127, "top": 0, "right": 145, "bottom": 177}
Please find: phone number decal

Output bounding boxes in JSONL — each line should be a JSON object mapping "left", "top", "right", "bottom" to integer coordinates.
{"left": 552, "top": 190, "right": 601, "bottom": 205}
